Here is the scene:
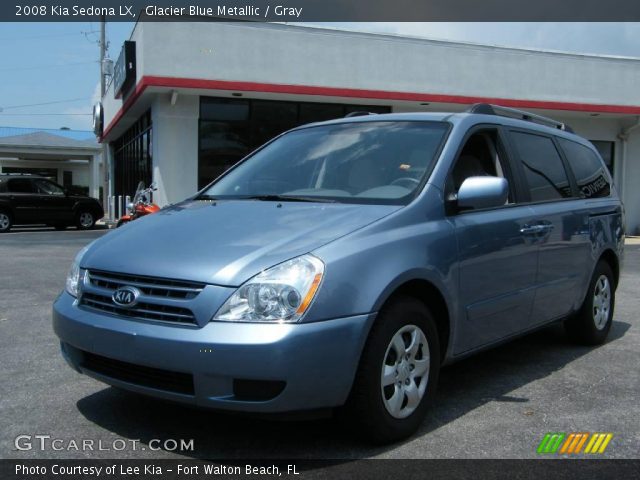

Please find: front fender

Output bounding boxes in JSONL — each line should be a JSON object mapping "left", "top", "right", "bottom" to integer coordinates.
{"left": 308, "top": 211, "right": 457, "bottom": 324}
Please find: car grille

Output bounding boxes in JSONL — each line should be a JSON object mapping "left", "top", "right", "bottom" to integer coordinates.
{"left": 87, "top": 270, "right": 204, "bottom": 299}
{"left": 79, "top": 270, "right": 204, "bottom": 325}
{"left": 81, "top": 350, "right": 195, "bottom": 395}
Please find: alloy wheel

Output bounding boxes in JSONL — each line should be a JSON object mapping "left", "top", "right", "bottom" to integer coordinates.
{"left": 0, "top": 213, "right": 10, "bottom": 231}
{"left": 380, "top": 324, "right": 430, "bottom": 419}
{"left": 593, "top": 274, "right": 611, "bottom": 330}
{"left": 79, "top": 212, "right": 94, "bottom": 228}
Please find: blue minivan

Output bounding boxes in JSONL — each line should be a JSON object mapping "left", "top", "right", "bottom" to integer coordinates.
{"left": 53, "top": 104, "right": 624, "bottom": 443}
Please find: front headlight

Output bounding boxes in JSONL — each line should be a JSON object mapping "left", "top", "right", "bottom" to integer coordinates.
{"left": 213, "top": 254, "right": 324, "bottom": 323}
{"left": 65, "top": 245, "right": 90, "bottom": 297}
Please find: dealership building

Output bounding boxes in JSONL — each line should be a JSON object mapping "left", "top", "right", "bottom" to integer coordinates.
{"left": 98, "top": 22, "right": 640, "bottom": 233}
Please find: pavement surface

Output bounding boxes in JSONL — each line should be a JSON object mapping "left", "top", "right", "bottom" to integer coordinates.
{"left": 1, "top": 228, "right": 638, "bottom": 460}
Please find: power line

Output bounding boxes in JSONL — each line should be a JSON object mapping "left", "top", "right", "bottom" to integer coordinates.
{"left": 0, "top": 61, "right": 98, "bottom": 73}
{"left": 0, "top": 31, "right": 95, "bottom": 41}
{"left": 1, "top": 98, "right": 90, "bottom": 110}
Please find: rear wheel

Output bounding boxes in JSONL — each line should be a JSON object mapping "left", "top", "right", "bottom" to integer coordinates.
{"left": 0, "top": 211, "right": 12, "bottom": 233}
{"left": 76, "top": 210, "right": 95, "bottom": 230}
{"left": 565, "top": 261, "right": 615, "bottom": 345}
{"left": 345, "top": 296, "right": 440, "bottom": 444}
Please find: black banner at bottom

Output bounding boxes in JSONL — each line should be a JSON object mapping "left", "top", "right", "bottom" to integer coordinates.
{"left": 3, "top": 459, "right": 639, "bottom": 480}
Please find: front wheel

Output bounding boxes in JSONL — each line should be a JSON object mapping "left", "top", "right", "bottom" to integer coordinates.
{"left": 0, "top": 210, "right": 12, "bottom": 233}
{"left": 76, "top": 211, "right": 96, "bottom": 230}
{"left": 345, "top": 296, "right": 440, "bottom": 444}
{"left": 565, "top": 260, "right": 615, "bottom": 345}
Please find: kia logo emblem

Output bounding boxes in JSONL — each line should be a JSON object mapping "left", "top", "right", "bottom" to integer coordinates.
{"left": 112, "top": 286, "right": 140, "bottom": 308}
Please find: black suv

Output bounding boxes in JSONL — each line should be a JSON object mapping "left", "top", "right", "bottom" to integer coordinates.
{"left": 0, "top": 174, "right": 103, "bottom": 232}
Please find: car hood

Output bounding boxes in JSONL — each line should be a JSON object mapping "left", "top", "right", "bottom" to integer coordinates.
{"left": 82, "top": 199, "right": 400, "bottom": 286}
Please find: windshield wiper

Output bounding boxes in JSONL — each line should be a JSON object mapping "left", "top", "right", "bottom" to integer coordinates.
{"left": 195, "top": 194, "right": 219, "bottom": 200}
{"left": 244, "top": 194, "right": 337, "bottom": 203}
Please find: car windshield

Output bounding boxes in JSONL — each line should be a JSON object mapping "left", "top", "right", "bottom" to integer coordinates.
{"left": 199, "top": 121, "right": 449, "bottom": 205}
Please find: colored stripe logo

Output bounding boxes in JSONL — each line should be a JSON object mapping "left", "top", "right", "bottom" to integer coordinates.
{"left": 537, "top": 433, "right": 613, "bottom": 454}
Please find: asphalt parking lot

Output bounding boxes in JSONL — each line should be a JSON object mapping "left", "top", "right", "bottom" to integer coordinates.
{"left": 1, "top": 228, "right": 638, "bottom": 460}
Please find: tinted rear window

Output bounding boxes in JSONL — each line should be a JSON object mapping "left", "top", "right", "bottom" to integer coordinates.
{"left": 510, "top": 131, "right": 573, "bottom": 202}
{"left": 559, "top": 138, "right": 611, "bottom": 198}
{"left": 7, "top": 178, "right": 35, "bottom": 193}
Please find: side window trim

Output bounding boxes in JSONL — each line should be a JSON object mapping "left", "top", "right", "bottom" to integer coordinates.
{"left": 505, "top": 127, "right": 579, "bottom": 205}
{"left": 550, "top": 135, "right": 580, "bottom": 197}
{"left": 496, "top": 126, "right": 528, "bottom": 204}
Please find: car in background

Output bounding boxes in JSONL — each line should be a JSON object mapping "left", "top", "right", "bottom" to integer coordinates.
{"left": 0, "top": 173, "right": 103, "bottom": 232}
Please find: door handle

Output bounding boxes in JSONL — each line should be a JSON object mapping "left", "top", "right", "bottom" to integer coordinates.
{"left": 520, "top": 224, "right": 553, "bottom": 235}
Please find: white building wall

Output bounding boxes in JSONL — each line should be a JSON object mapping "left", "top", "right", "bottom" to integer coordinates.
{"left": 138, "top": 22, "right": 640, "bottom": 107}
{"left": 151, "top": 94, "right": 199, "bottom": 206}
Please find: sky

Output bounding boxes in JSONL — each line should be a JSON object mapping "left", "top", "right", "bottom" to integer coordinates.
{"left": 1, "top": 22, "right": 639, "bottom": 131}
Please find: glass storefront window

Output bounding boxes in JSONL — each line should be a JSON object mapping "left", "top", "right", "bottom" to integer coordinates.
{"left": 590, "top": 140, "right": 615, "bottom": 176}
{"left": 198, "top": 97, "right": 391, "bottom": 189}
{"left": 113, "top": 111, "right": 152, "bottom": 197}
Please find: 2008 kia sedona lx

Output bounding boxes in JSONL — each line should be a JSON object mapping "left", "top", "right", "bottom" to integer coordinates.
{"left": 53, "top": 105, "right": 624, "bottom": 443}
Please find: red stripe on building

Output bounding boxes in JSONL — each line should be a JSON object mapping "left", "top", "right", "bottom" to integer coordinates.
{"left": 101, "top": 75, "right": 640, "bottom": 141}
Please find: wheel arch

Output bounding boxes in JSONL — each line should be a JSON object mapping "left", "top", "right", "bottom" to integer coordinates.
{"left": 73, "top": 200, "right": 103, "bottom": 219}
{"left": 599, "top": 248, "right": 620, "bottom": 288}
{"left": 0, "top": 202, "right": 13, "bottom": 216}
{"left": 373, "top": 276, "right": 452, "bottom": 362}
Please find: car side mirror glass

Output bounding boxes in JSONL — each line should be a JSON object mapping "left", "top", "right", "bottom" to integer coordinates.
{"left": 456, "top": 176, "right": 509, "bottom": 211}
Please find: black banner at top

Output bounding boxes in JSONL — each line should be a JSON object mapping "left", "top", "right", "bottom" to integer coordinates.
{"left": 5, "top": 0, "right": 640, "bottom": 22}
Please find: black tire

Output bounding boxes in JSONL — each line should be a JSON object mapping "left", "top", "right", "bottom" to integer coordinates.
{"left": 345, "top": 296, "right": 440, "bottom": 444}
{"left": 116, "top": 218, "right": 129, "bottom": 228}
{"left": 0, "top": 210, "right": 12, "bottom": 233}
{"left": 76, "top": 210, "right": 96, "bottom": 230}
{"left": 565, "top": 260, "right": 615, "bottom": 345}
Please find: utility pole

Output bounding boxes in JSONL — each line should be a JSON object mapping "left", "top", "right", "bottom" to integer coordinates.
{"left": 99, "top": 15, "right": 109, "bottom": 211}
{"left": 100, "top": 16, "right": 106, "bottom": 97}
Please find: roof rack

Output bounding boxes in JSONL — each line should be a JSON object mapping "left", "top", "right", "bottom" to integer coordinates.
{"left": 344, "top": 111, "right": 378, "bottom": 118}
{"left": 467, "top": 103, "right": 574, "bottom": 133}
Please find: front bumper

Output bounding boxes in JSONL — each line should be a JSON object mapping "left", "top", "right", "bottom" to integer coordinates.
{"left": 53, "top": 292, "right": 374, "bottom": 413}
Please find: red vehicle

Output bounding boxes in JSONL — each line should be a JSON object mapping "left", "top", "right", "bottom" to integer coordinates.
{"left": 116, "top": 182, "right": 160, "bottom": 228}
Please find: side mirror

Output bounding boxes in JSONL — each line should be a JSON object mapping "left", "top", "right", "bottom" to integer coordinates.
{"left": 456, "top": 176, "right": 509, "bottom": 210}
